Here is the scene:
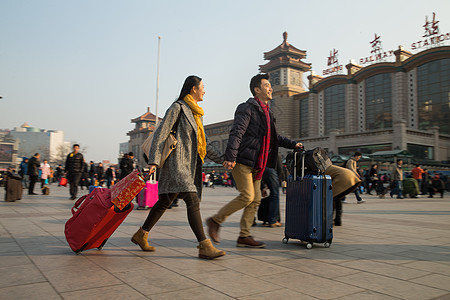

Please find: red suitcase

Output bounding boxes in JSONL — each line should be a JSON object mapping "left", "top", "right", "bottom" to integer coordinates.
{"left": 65, "top": 188, "right": 133, "bottom": 253}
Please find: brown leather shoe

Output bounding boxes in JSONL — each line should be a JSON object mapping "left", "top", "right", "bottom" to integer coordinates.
{"left": 236, "top": 236, "right": 266, "bottom": 248}
{"left": 206, "top": 217, "right": 220, "bottom": 244}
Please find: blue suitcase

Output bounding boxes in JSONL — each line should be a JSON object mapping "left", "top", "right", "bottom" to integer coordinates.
{"left": 283, "top": 150, "right": 333, "bottom": 249}
{"left": 89, "top": 185, "right": 102, "bottom": 193}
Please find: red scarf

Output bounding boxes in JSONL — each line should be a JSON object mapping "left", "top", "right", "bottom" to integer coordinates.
{"left": 255, "top": 97, "right": 271, "bottom": 180}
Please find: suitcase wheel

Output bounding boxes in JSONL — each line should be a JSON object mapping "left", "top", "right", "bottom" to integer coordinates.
{"left": 324, "top": 242, "right": 331, "bottom": 248}
{"left": 97, "top": 238, "right": 108, "bottom": 250}
{"left": 306, "top": 243, "right": 313, "bottom": 249}
{"left": 282, "top": 237, "right": 289, "bottom": 244}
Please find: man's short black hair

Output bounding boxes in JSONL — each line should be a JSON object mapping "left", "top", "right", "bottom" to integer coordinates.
{"left": 398, "top": 159, "right": 403, "bottom": 163}
{"left": 250, "top": 73, "right": 270, "bottom": 96}
{"left": 128, "top": 152, "right": 134, "bottom": 157}
{"left": 73, "top": 144, "right": 80, "bottom": 148}
{"left": 354, "top": 151, "right": 362, "bottom": 157}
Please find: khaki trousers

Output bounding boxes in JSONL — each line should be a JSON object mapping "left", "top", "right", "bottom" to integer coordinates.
{"left": 212, "top": 163, "right": 261, "bottom": 237}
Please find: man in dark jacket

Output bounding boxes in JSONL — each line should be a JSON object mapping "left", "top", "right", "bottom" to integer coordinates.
{"left": 19, "top": 157, "right": 29, "bottom": 189}
{"left": 88, "top": 161, "right": 96, "bottom": 185}
{"left": 27, "top": 153, "right": 40, "bottom": 195}
{"left": 119, "top": 152, "right": 135, "bottom": 180}
{"left": 65, "top": 144, "right": 84, "bottom": 200}
{"left": 207, "top": 73, "right": 302, "bottom": 248}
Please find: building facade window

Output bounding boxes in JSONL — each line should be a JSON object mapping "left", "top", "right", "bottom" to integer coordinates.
{"left": 300, "top": 98, "right": 309, "bottom": 137}
{"left": 324, "top": 84, "right": 345, "bottom": 134}
{"left": 417, "top": 58, "right": 450, "bottom": 134}
{"left": 365, "top": 73, "right": 392, "bottom": 130}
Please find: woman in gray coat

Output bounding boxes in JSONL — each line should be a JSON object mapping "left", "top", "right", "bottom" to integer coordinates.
{"left": 132, "top": 75, "right": 225, "bottom": 259}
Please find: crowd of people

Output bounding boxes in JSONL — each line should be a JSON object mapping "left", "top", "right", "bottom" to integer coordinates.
{"left": 3, "top": 145, "right": 138, "bottom": 201}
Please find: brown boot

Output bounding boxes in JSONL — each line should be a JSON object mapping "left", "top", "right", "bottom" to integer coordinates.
{"left": 236, "top": 236, "right": 266, "bottom": 248}
{"left": 131, "top": 227, "right": 155, "bottom": 251}
{"left": 206, "top": 217, "right": 221, "bottom": 244}
{"left": 198, "top": 239, "right": 226, "bottom": 260}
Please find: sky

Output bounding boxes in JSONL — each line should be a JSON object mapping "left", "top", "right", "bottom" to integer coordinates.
{"left": 1, "top": 0, "right": 449, "bottom": 163}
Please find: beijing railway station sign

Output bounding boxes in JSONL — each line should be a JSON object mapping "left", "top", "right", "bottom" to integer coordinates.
{"left": 321, "top": 12, "right": 449, "bottom": 76}
{"left": 411, "top": 12, "right": 450, "bottom": 51}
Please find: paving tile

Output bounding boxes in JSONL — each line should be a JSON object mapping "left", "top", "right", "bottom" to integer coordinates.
{"left": 333, "top": 290, "right": 399, "bottom": 299}
{"left": 211, "top": 256, "right": 291, "bottom": 277}
{"left": 113, "top": 266, "right": 200, "bottom": 297}
{"left": 60, "top": 284, "right": 147, "bottom": 300}
{"left": 186, "top": 269, "right": 282, "bottom": 298}
{"left": 401, "top": 260, "right": 450, "bottom": 276}
{"left": 150, "top": 256, "right": 228, "bottom": 276}
{"left": 336, "top": 272, "right": 448, "bottom": 299}
{"left": 277, "top": 258, "right": 361, "bottom": 279}
{"left": 0, "top": 242, "right": 23, "bottom": 253}
{"left": 410, "top": 274, "right": 450, "bottom": 291}
{"left": 83, "top": 250, "right": 159, "bottom": 273}
{"left": 338, "top": 259, "right": 431, "bottom": 280}
{"left": 40, "top": 264, "right": 122, "bottom": 293}
{"left": 257, "top": 270, "right": 363, "bottom": 299}
{"left": 0, "top": 254, "right": 32, "bottom": 268}
{"left": 0, "top": 264, "right": 47, "bottom": 289}
{"left": 150, "top": 286, "right": 234, "bottom": 300}
{"left": 238, "top": 288, "right": 317, "bottom": 299}
{"left": 0, "top": 282, "right": 60, "bottom": 299}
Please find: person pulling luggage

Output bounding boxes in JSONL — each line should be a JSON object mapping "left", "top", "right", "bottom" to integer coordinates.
{"left": 131, "top": 75, "right": 225, "bottom": 260}
{"left": 206, "top": 73, "right": 302, "bottom": 248}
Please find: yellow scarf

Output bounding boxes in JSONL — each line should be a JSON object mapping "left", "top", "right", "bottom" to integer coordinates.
{"left": 183, "top": 94, "right": 207, "bottom": 162}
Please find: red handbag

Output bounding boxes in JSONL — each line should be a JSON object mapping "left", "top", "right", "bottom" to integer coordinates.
{"left": 59, "top": 177, "right": 68, "bottom": 187}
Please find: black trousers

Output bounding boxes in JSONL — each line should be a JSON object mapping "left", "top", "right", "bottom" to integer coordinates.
{"left": 28, "top": 175, "right": 38, "bottom": 194}
{"left": 68, "top": 172, "right": 82, "bottom": 198}
{"left": 142, "top": 192, "right": 206, "bottom": 242}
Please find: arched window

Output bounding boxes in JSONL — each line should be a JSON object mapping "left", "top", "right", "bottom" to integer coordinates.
{"left": 324, "top": 84, "right": 345, "bottom": 134}
{"left": 365, "top": 73, "right": 392, "bottom": 130}
{"left": 417, "top": 58, "right": 450, "bottom": 134}
{"left": 300, "top": 98, "right": 309, "bottom": 137}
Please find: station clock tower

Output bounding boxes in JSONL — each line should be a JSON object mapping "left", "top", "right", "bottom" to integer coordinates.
{"left": 260, "top": 32, "right": 311, "bottom": 139}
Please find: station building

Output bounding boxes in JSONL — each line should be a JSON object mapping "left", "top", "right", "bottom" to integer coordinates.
{"left": 206, "top": 33, "right": 450, "bottom": 166}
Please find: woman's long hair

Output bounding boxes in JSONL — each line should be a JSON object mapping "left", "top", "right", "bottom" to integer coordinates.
{"left": 177, "top": 75, "right": 202, "bottom": 101}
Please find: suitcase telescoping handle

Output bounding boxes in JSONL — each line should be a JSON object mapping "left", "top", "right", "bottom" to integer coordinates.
{"left": 293, "top": 147, "right": 305, "bottom": 181}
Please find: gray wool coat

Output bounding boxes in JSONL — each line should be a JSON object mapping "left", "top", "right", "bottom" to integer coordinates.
{"left": 147, "top": 100, "right": 223, "bottom": 199}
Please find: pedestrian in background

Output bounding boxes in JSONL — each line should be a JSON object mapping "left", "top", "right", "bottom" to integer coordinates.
{"left": 105, "top": 166, "right": 115, "bottom": 188}
{"left": 19, "top": 157, "right": 29, "bottom": 189}
{"left": 88, "top": 161, "right": 96, "bottom": 185}
{"left": 428, "top": 174, "right": 445, "bottom": 198}
{"left": 96, "top": 162, "right": 104, "bottom": 186}
{"left": 27, "top": 153, "right": 40, "bottom": 195}
{"left": 261, "top": 155, "right": 284, "bottom": 227}
{"left": 207, "top": 73, "right": 302, "bottom": 248}
{"left": 343, "top": 152, "right": 365, "bottom": 203}
{"left": 368, "top": 164, "right": 379, "bottom": 195}
{"left": 390, "top": 159, "right": 404, "bottom": 199}
{"left": 411, "top": 165, "right": 425, "bottom": 191}
{"left": 119, "top": 152, "right": 134, "bottom": 180}
{"left": 65, "top": 144, "right": 84, "bottom": 200}
{"left": 39, "top": 159, "right": 51, "bottom": 189}
{"left": 55, "top": 165, "right": 64, "bottom": 186}
{"left": 131, "top": 75, "right": 225, "bottom": 259}
{"left": 80, "top": 161, "right": 89, "bottom": 190}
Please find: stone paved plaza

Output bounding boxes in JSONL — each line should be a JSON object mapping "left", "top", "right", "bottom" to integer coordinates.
{"left": 1, "top": 184, "right": 449, "bottom": 299}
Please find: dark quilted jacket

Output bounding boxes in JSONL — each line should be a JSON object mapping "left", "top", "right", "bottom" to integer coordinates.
{"left": 224, "top": 98, "right": 297, "bottom": 169}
